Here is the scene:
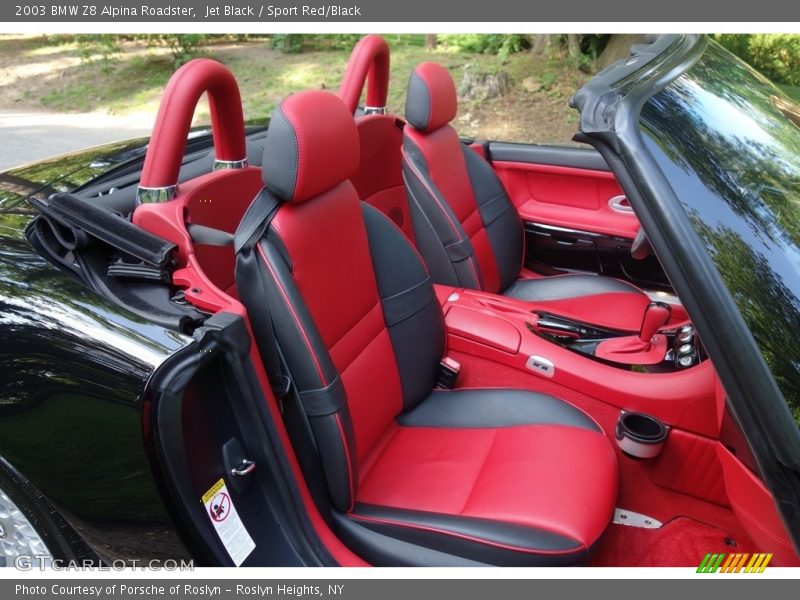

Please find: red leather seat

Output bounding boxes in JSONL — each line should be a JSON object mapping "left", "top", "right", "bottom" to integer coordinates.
{"left": 402, "top": 62, "right": 650, "bottom": 322}
{"left": 235, "top": 90, "right": 618, "bottom": 566}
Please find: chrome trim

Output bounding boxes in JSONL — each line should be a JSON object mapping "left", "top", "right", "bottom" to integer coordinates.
{"left": 447, "top": 292, "right": 460, "bottom": 303}
{"left": 213, "top": 158, "right": 249, "bottom": 170}
{"left": 528, "top": 222, "right": 604, "bottom": 238}
{"left": 363, "top": 106, "right": 387, "bottom": 115}
{"left": 136, "top": 185, "right": 177, "bottom": 204}
{"left": 608, "top": 194, "right": 635, "bottom": 214}
{"left": 646, "top": 290, "right": 682, "bottom": 305}
{"left": 615, "top": 411, "right": 668, "bottom": 459}
{"left": 613, "top": 508, "right": 663, "bottom": 529}
{"left": 526, "top": 355, "right": 555, "bottom": 378}
{"left": 231, "top": 459, "right": 256, "bottom": 477}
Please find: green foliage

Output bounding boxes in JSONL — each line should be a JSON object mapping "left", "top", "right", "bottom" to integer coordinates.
{"left": 540, "top": 71, "right": 557, "bottom": 90}
{"left": 713, "top": 34, "right": 752, "bottom": 60}
{"left": 269, "top": 34, "right": 420, "bottom": 54}
{"left": 270, "top": 34, "right": 365, "bottom": 54}
{"left": 75, "top": 34, "right": 121, "bottom": 73}
{"left": 66, "top": 34, "right": 231, "bottom": 69}
{"left": 439, "top": 34, "right": 531, "bottom": 58}
{"left": 300, "top": 34, "right": 364, "bottom": 51}
{"left": 747, "top": 35, "right": 800, "bottom": 86}
{"left": 142, "top": 34, "right": 206, "bottom": 66}
{"left": 271, "top": 34, "right": 304, "bottom": 54}
{"left": 715, "top": 34, "right": 800, "bottom": 86}
{"left": 566, "top": 49, "right": 595, "bottom": 73}
{"left": 579, "top": 34, "right": 611, "bottom": 59}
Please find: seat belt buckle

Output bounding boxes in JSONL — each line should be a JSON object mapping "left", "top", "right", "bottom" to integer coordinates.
{"left": 436, "top": 356, "right": 461, "bottom": 389}
{"left": 273, "top": 373, "right": 292, "bottom": 413}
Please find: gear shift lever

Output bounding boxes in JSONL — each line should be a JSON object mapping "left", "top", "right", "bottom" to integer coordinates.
{"left": 639, "top": 302, "right": 672, "bottom": 344}
{"left": 595, "top": 301, "right": 672, "bottom": 365}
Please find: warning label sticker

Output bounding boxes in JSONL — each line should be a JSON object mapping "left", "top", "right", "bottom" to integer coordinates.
{"left": 202, "top": 478, "right": 255, "bottom": 566}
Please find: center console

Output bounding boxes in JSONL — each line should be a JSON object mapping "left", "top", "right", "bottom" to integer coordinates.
{"left": 437, "top": 285, "right": 718, "bottom": 437}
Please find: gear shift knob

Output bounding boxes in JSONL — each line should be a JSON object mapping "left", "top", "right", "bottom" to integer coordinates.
{"left": 639, "top": 302, "right": 671, "bottom": 343}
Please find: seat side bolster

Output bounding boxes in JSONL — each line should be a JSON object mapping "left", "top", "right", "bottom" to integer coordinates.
{"left": 236, "top": 235, "right": 358, "bottom": 511}
{"left": 350, "top": 503, "right": 588, "bottom": 567}
{"left": 250, "top": 236, "right": 338, "bottom": 390}
{"left": 361, "top": 203, "right": 445, "bottom": 412}
{"left": 461, "top": 145, "right": 524, "bottom": 293}
{"left": 402, "top": 137, "right": 483, "bottom": 289}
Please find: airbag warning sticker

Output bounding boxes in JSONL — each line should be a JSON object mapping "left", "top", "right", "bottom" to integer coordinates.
{"left": 202, "top": 478, "right": 255, "bottom": 566}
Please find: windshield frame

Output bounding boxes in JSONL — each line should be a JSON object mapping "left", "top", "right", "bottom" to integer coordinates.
{"left": 639, "top": 42, "right": 800, "bottom": 429}
{"left": 572, "top": 34, "right": 800, "bottom": 546}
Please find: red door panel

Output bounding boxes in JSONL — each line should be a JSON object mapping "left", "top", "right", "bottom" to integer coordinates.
{"left": 493, "top": 161, "right": 640, "bottom": 239}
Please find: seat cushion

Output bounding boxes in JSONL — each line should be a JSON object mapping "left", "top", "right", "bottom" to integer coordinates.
{"left": 349, "top": 389, "right": 618, "bottom": 566}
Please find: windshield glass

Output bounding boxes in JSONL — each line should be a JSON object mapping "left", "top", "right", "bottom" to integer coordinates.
{"left": 640, "top": 41, "right": 800, "bottom": 426}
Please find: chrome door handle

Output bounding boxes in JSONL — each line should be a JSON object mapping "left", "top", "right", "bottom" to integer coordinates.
{"left": 608, "top": 195, "right": 635, "bottom": 214}
{"left": 231, "top": 459, "right": 256, "bottom": 477}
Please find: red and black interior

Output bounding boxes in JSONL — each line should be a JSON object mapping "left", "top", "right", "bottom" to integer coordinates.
{"left": 401, "top": 61, "right": 660, "bottom": 335}
{"left": 129, "top": 37, "right": 800, "bottom": 567}
{"left": 235, "top": 89, "right": 618, "bottom": 565}
{"left": 341, "top": 35, "right": 414, "bottom": 241}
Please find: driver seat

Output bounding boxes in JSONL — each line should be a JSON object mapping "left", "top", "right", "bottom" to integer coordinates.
{"left": 235, "top": 89, "right": 618, "bottom": 566}
{"left": 402, "top": 62, "right": 650, "bottom": 327}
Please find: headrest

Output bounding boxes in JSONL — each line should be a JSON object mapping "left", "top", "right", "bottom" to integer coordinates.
{"left": 262, "top": 90, "right": 360, "bottom": 204}
{"left": 404, "top": 62, "right": 457, "bottom": 132}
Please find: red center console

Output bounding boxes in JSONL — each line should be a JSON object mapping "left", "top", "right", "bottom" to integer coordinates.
{"left": 437, "top": 285, "right": 718, "bottom": 438}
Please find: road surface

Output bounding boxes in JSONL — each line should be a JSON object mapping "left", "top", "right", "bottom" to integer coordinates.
{"left": 0, "top": 110, "right": 154, "bottom": 171}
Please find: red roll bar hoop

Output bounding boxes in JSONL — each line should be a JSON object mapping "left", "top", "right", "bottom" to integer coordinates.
{"left": 137, "top": 58, "right": 247, "bottom": 203}
{"left": 338, "top": 35, "right": 391, "bottom": 115}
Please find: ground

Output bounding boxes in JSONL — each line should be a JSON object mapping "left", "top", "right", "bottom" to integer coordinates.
{"left": 0, "top": 34, "right": 591, "bottom": 148}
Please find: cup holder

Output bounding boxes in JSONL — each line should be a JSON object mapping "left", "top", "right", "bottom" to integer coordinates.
{"left": 615, "top": 411, "right": 668, "bottom": 459}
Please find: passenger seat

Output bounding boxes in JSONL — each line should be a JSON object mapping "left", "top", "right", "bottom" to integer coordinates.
{"left": 235, "top": 89, "right": 618, "bottom": 566}
{"left": 402, "top": 62, "right": 649, "bottom": 322}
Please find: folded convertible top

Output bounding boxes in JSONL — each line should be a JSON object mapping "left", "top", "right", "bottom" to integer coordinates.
{"left": 28, "top": 193, "right": 176, "bottom": 268}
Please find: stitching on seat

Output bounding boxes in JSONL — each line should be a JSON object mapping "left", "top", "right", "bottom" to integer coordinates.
{"left": 461, "top": 206, "right": 484, "bottom": 238}
{"left": 279, "top": 104, "right": 301, "bottom": 202}
{"left": 335, "top": 412, "right": 356, "bottom": 512}
{"left": 357, "top": 424, "right": 400, "bottom": 485}
{"left": 458, "top": 428, "right": 498, "bottom": 517}
{"left": 402, "top": 150, "right": 462, "bottom": 239}
{"left": 333, "top": 302, "right": 385, "bottom": 373}
{"left": 257, "top": 243, "right": 328, "bottom": 386}
{"left": 477, "top": 192, "right": 514, "bottom": 227}
{"left": 402, "top": 151, "right": 483, "bottom": 288}
{"left": 362, "top": 203, "right": 430, "bottom": 272}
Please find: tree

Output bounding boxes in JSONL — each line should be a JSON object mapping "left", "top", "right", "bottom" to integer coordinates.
{"left": 424, "top": 34, "right": 437, "bottom": 49}
{"left": 566, "top": 34, "right": 582, "bottom": 59}
{"left": 530, "top": 34, "right": 552, "bottom": 56}
{"left": 595, "top": 34, "right": 645, "bottom": 70}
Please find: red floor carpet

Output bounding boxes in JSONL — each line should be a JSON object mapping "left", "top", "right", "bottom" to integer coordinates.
{"left": 590, "top": 517, "right": 756, "bottom": 567}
